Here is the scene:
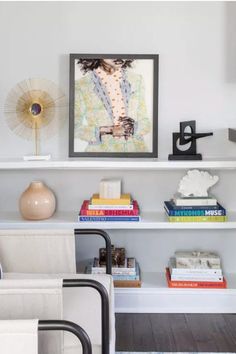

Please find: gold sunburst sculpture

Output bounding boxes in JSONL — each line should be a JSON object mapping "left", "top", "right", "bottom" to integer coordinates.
{"left": 4, "top": 78, "right": 67, "bottom": 158}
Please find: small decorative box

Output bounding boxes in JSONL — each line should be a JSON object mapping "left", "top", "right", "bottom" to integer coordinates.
{"left": 99, "top": 179, "right": 121, "bottom": 199}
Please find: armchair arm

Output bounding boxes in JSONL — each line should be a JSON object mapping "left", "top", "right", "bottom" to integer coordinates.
{"left": 38, "top": 319, "right": 92, "bottom": 354}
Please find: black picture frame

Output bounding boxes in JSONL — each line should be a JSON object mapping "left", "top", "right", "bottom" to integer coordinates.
{"left": 69, "top": 54, "right": 158, "bottom": 158}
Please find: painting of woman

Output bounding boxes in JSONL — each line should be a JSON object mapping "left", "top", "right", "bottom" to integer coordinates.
{"left": 69, "top": 55, "right": 158, "bottom": 157}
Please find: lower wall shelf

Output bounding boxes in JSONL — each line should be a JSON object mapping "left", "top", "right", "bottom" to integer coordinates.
{"left": 2, "top": 212, "right": 236, "bottom": 313}
{"left": 114, "top": 272, "right": 236, "bottom": 313}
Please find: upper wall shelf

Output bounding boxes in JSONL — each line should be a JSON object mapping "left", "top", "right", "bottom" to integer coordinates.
{"left": 1, "top": 158, "right": 236, "bottom": 171}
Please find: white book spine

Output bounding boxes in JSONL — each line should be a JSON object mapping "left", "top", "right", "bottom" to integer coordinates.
{"left": 168, "top": 258, "right": 222, "bottom": 275}
{"left": 91, "top": 268, "right": 136, "bottom": 275}
{"left": 171, "top": 274, "right": 223, "bottom": 282}
{"left": 174, "top": 198, "right": 217, "bottom": 206}
{"left": 88, "top": 204, "right": 133, "bottom": 210}
{"left": 170, "top": 268, "right": 222, "bottom": 276}
{"left": 91, "top": 257, "right": 136, "bottom": 274}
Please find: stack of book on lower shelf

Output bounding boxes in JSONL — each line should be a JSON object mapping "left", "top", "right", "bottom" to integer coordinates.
{"left": 85, "top": 246, "right": 141, "bottom": 287}
{"left": 164, "top": 195, "right": 227, "bottom": 222}
{"left": 78, "top": 179, "right": 140, "bottom": 222}
{"left": 166, "top": 251, "right": 227, "bottom": 288}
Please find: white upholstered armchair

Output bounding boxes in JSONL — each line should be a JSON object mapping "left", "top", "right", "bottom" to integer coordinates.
{"left": 0, "top": 229, "right": 115, "bottom": 354}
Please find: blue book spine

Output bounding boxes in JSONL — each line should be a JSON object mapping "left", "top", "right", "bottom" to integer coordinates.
{"left": 164, "top": 201, "right": 226, "bottom": 216}
{"left": 79, "top": 216, "right": 140, "bottom": 222}
{"left": 113, "top": 263, "right": 140, "bottom": 280}
{"left": 165, "top": 201, "right": 224, "bottom": 211}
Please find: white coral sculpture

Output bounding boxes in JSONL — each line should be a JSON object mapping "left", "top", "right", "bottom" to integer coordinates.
{"left": 178, "top": 170, "right": 219, "bottom": 197}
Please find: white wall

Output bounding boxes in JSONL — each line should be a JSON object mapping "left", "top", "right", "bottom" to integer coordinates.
{"left": 0, "top": 1, "right": 236, "bottom": 159}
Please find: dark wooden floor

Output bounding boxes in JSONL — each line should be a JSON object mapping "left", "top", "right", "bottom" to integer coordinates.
{"left": 116, "top": 314, "right": 236, "bottom": 352}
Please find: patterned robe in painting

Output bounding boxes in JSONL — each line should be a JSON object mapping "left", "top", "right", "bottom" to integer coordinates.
{"left": 74, "top": 69, "right": 151, "bottom": 153}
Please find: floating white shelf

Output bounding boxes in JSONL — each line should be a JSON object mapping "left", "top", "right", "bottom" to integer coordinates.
{"left": 115, "top": 271, "right": 236, "bottom": 313}
{"left": 1, "top": 158, "right": 236, "bottom": 170}
{"left": 1, "top": 211, "right": 236, "bottom": 230}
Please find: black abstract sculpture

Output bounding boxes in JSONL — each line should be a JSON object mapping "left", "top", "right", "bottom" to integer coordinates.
{"left": 168, "top": 120, "right": 213, "bottom": 160}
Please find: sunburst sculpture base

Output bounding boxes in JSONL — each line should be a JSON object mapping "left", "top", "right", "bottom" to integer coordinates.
{"left": 23, "top": 154, "right": 51, "bottom": 161}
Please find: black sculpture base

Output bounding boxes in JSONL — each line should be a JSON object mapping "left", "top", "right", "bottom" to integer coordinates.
{"left": 169, "top": 120, "right": 213, "bottom": 161}
{"left": 168, "top": 153, "right": 202, "bottom": 161}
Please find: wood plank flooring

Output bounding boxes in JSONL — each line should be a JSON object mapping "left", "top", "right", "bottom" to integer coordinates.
{"left": 115, "top": 314, "right": 236, "bottom": 352}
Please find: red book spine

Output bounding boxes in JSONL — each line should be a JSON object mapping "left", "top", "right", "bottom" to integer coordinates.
{"left": 166, "top": 269, "right": 227, "bottom": 289}
{"left": 80, "top": 200, "right": 140, "bottom": 216}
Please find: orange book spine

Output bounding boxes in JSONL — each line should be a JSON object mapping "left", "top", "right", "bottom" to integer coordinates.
{"left": 114, "top": 280, "right": 142, "bottom": 288}
{"left": 166, "top": 268, "right": 227, "bottom": 289}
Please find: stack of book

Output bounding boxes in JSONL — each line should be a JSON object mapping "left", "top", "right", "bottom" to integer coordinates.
{"left": 164, "top": 194, "right": 227, "bottom": 222}
{"left": 166, "top": 251, "right": 227, "bottom": 288}
{"left": 78, "top": 194, "right": 140, "bottom": 222}
{"left": 86, "top": 257, "right": 141, "bottom": 287}
{"left": 85, "top": 245, "right": 141, "bottom": 287}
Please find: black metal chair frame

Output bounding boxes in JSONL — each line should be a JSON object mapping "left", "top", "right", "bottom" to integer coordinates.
{"left": 63, "top": 279, "right": 110, "bottom": 354}
{"left": 0, "top": 230, "right": 112, "bottom": 354}
{"left": 39, "top": 319, "right": 92, "bottom": 354}
{"left": 74, "top": 229, "right": 112, "bottom": 275}
{"left": 69, "top": 229, "right": 113, "bottom": 354}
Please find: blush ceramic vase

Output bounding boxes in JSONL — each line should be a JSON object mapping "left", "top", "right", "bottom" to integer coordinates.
{"left": 19, "top": 181, "right": 56, "bottom": 220}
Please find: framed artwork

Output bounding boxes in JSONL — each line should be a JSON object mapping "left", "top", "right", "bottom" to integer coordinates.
{"left": 69, "top": 54, "right": 158, "bottom": 158}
